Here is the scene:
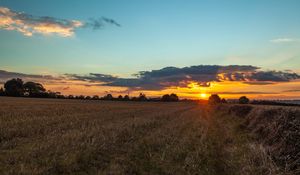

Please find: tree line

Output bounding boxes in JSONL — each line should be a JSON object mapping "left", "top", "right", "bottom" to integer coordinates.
{"left": 0, "top": 78, "right": 258, "bottom": 104}
{"left": 0, "top": 78, "right": 179, "bottom": 102}
{"left": 208, "top": 94, "right": 250, "bottom": 104}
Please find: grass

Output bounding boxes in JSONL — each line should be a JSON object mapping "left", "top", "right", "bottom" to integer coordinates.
{"left": 0, "top": 97, "right": 291, "bottom": 174}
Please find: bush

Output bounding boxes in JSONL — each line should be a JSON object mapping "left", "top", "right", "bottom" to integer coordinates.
{"left": 208, "top": 94, "right": 221, "bottom": 104}
{"left": 239, "top": 96, "right": 249, "bottom": 104}
{"left": 161, "top": 93, "right": 179, "bottom": 102}
{"left": 4, "top": 78, "right": 24, "bottom": 97}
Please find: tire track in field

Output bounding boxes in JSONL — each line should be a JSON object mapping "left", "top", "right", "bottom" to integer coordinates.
{"left": 100, "top": 105, "right": 204, "bottom": 174}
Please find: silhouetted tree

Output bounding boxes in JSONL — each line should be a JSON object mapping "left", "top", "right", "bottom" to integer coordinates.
{"left": 92, "top": 95, "right": 99, "bottom": 100}
{"left": 138, "top": 93, "right": 147, "bottom": 101}
{"left": 78, "top": 95, "right": 85, "bottom": 99}
{"left": 103, "top": 94, "right": 113, "bottom": 100}
{"left": 118, "top": 95, "right": 123, "bottom": 100}
{"left": 170, "top": 93, "right": 179, "bottom": 101}
{"left": 47, "top": 91, "right": 58, "bottom": 98}
{"left": 57, "top": 94, "right": 65, "bottom": 99}
{"left": 85, "top": 96, "right": 91, "bottom": 100}
{"left": 0, "top": 88, "right": 4, "bottom": 96}
{"left": 124, "top": 95, "right": 130, "bottom": 101}
{"left": 162, "top": 94, "right": 170, "bottom": 101}
{"left": 162, "top": 93, "right": 179, "bottom": 102}
{"left": 239, "top": 96, "right": 249, "bottom": 104}
{"left": 23, "top": 81, "right": 46, "bottom": 97}
{"left": 221, "top": 98, "right": 227, "bottom": 103}
{"left": 68, "top": 95, "right": 74, "bottom": 99}
{"left": 208, "top": 94, "right": 221, "bottom": 104}
{"left": 4, "top": 78, "right": 24, "bottom": 96}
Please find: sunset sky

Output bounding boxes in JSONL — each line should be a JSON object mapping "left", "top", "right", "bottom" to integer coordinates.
{"left": 1, "top": 0, "right": 300, "bottom": 99}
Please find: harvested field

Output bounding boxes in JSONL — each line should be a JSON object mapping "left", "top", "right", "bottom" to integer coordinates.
{"left": 0, "top": 97, "right": 297, "bottom": 174}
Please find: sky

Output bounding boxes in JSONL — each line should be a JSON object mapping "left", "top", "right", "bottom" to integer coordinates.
{"left": 0, "top": 0, "right": 300, "bottom": 99}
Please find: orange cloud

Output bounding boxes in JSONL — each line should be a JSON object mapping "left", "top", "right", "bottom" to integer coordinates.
{"left": 0, "top": 6, "right": 120, "bottom": 37}
{"left": 0, "top": 7, "right": 83, "bottom": 37}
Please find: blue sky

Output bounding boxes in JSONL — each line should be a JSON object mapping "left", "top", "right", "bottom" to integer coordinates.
{"left": 1, "top": 0, "right": 299, "bottom": 77}
{"left": 1, "top": 0, "right": 300, "bottom": 99}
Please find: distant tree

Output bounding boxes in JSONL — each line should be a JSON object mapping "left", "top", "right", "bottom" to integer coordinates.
{"left": 0, "top": 88, "right": 4, "bottom": 96}
{"left": 85, "top": 96, "right": 91, "bottom": 100}
{"left": 124, "top": 95, "right": 130, "bottom": 101}
{"left": 221, "top": 98, "right": 227, "bottom": 103}
{"left": 239, "top": 96, "right": 249, "bottom": 104}
{"left": 47, "top": 91, "right": 58, "bottom": 98}
{"left": 208, "top": 94, "right": 221, "bottom": 104}
{"left": 162, "top": 93, "right": 179, "bottom": 102}
{"left": 68, "top": 95, "right": 74, "bottom": 99}
{"left": 138, "top": 93, "right": 147, "bottom": 101}
{"left": 57, "top": 95, "right": 65, "bottom": 99}
{"left": 92, "top": 95, "right": 99, "bottom": 100}
{"left": 23, "top": 81, "right": 46, "bottom": 97}
{"left": 170, "top": 93, "right": 179, "bottom": 101}
{"left": 4, "top": 78, "right": 24, "bottom": 97}
{"left": 162, "top": 94, "right": 170, "bottom": 102}
{"left": 78, "top": 95, "right": 85, "bottom": 99}
{"left": 104, "top": 94, "right": 113, "bottom": 100}
{"left": 118, "top": 95, "right": 123, "bottom": 100}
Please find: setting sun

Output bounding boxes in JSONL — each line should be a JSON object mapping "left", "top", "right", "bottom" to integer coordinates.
{"left": 200, "top": 93, "right": 207, "bottom": 99}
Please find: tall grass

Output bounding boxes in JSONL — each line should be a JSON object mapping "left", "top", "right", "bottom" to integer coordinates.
{"left": 220, "top": 104, "right": 300, "bottom": 174}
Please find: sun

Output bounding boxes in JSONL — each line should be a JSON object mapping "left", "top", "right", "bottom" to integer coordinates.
{"left": 200, "top": 93, "right": 207, "bottom": 99}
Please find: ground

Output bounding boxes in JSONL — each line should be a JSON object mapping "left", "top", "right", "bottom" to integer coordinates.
{"left": 0, "top": 97, "right": 283, "bottom": 175}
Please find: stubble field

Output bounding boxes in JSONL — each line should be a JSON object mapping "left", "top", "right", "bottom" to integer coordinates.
{"left": 0, "top": 97, "right": 296, "bottom": 175}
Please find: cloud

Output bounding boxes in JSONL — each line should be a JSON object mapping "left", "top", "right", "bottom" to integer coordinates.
{"left": 1, "top": 65, "right": 299, "bottom": 91}
{"left": 184, "top": 91, "right": 279, "bottom": 95}
{"left": 282, "top": 89, "right": 300, "bottom": 92}
{"left": 270, "top": 38, "right": 297, "bottom": 43}
{"left": 66, "top": 73, "right": 119, "bottom": 82}
{"left": 68, "top": 65, "right": 300, "bottom": 90}
{"left": 0, "top": 6, "right": 120, "bottom": 37}
{"left": 0, "top": 70, "right": 61, "bottom": 81}
{"left": 0, "top": 70, "right": 73, "bottom": 89}
{"left": 85, "top": 17, "right": 121, "bottom": 29}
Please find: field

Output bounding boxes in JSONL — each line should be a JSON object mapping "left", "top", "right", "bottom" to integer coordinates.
{"left": 0, "top": 97, "right": 298, "bottom": 175}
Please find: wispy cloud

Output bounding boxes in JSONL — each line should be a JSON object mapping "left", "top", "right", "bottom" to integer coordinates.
{"left": 0, "top": 6, "right": 120, "bottom": 37}
{"left": 0, "top": 70, "right": 63, "bottom": 82}
{"left": 270, "top": 38, "right": 297, "bottom": 43}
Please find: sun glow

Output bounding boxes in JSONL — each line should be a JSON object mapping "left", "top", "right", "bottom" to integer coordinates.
{"left": 200, "top": 93, "right": 207, "bottom": 99}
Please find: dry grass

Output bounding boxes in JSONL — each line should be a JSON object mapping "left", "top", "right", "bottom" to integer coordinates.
{"left": 0, "top": 97, "right": 292, "bottom": 174}
{"left": 219, "top": 104, "right": 300, "bottom": 175}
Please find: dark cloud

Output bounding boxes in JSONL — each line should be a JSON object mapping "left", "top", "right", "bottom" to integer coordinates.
{"left": 62, "top": 86, "right": 70, "bottom": 90}
{"left": 68, "top": 65, "right": 300, "bottom": 90}
{"left": 1, "top": 65, "right": 299, "bottom": 90}
{"left": 84, "top": 17, "right": 121, "bottom": 30}
{"left": 243, "top": 82, "right": 275, "bottom": 85}
{"left": 0, "top": 70, "right": 60, "bottom": 81}
{"left": 283, "top": 89, "right": 300, "bottom": 92}
{"left": 213, "top": 91, "right": 279, "bottom": 95}
{"left": 250, "top": 71, "right": 300, "bottom": 82}
{"left": 184, "top": 91, "right": 279, "bottom": 95}
{"left": 66, "top": 73, "right": 119, "bottom": 82}
{"left": 0, "top": 6, "right": 120, "bottom": 37}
